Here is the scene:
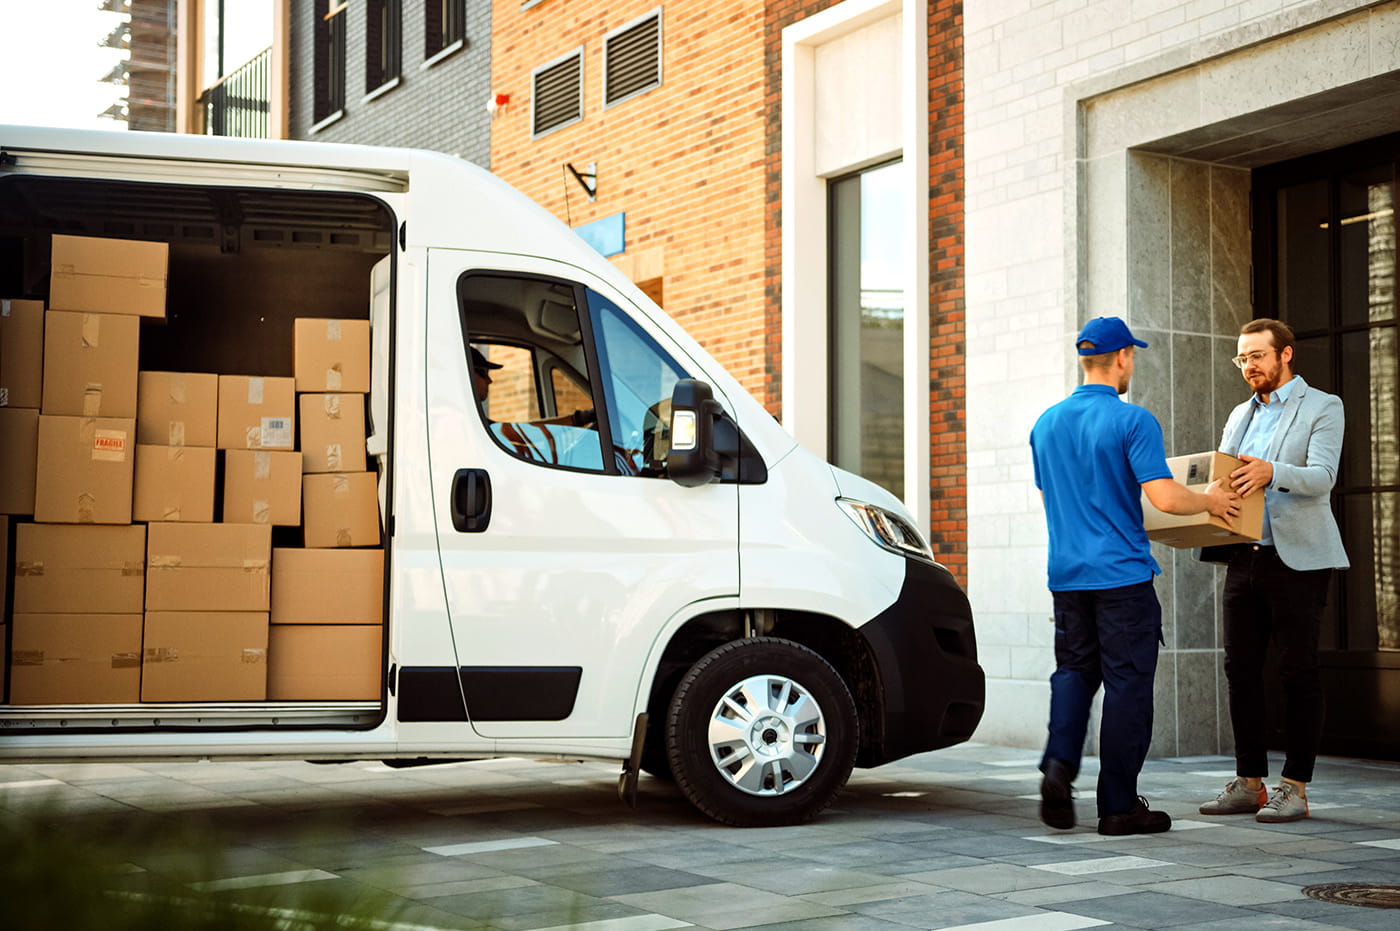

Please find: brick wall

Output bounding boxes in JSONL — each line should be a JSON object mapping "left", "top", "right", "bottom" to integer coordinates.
{"left": 488, "top": 0, "right": 769, "bottom": 401}
{"left": 287, "top": 0, "right": 492, "bottom": 165}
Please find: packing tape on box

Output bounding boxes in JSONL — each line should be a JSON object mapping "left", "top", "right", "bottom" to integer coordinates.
{"left": 77, "top": 492, "right": 96, "bottom": 523}
{"left": 12, "top": 650, "right": 43, "bottom": 666}
{"left": 82, "top": 384, "right": 103, "bottom": 417}
{"left": 165, "top": 445, "right": 185, "bottom": 462}
{"left": 247, "top": 376, "right": 265, "bottom": 405}
{"left": 81, "top": 313, "right": 101, "bottom": 348}
{"left": 244, "top": 425, "right": 262, "bottom": 448}
{"left": 326, "top": 319, "right": 342, "bottom": 341}
{"left": 1, "top": 298, "right": 10, "bottom": 315}
{"left": 254, "top": 450, "right": 271, "bottom": 479}
{"left": 242, "top": 559, "right": 270, "bottom": 574}
{"left": 168, "top": 421, "right": 187, "bottom": 447}
{"left": 144, "top": 647, "right": 179, "bottom": 664}
{"left": 15, "top": 560, "right": 44, "bottom": 576}
{"left": 121, "top": 561, "right": 144, "bottom": 576}
{"left": 149, "top": 555, "right": 182, "bottom": 568}
{"left": 323, "top": 394, "right": 342, "bottom": 419}
{"left": 242, "top": 648, "right": 267, "bottom": 665}
{"left": 337, "top": 527, "right": 354, "bottom": 547}
{"left": 252, "top": 500, "right": 270, "bottom": 524}
{"left": 332, "top": 474, "right": 350, "bottom": 493}
{"left": 325, "top": 363, "right": 343, "bottom": 391}
{"left": 161, "top": 504, "right": 182, "bottom": 520}
{"left": 168, "top": 373, "right": 188, "bottom": 404}
{"left": 1, "top": 387, "right": 9, "bottom": 406}
{"left": 325, "top": 443, "right": 343, "bottom": 470}
{"left": 111, "top": 652, "right": 140, "bottom": 669}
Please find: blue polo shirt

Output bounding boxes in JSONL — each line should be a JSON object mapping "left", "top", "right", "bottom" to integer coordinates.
{"left": 1030, "top": 384, "right": 1172, "bottom": 591}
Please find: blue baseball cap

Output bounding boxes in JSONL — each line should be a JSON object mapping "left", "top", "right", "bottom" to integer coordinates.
{"left": 1076, "top": 316, "right": 1148, "bottom": 355}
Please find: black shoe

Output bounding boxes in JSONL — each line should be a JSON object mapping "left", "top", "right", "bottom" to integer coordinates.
{"left": 1040, "top": 759, "right": 1075, "bottom": 830}
{"left": 1098, "top": 796, "right": 1172, "bottom": 835}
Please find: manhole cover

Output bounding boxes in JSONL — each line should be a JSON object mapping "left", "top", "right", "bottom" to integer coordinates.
{"left": 1302, "top": 883, "right": 1400, "bottom": 909}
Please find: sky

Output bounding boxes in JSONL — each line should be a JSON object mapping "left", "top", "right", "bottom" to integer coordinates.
{"left": 0, "top": 0, "right": 135, "bottom": 130}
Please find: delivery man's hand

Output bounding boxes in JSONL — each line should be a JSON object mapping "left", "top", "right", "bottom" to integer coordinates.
{"left": 1204, "top": 479, "right": 1241, "bottom": 523}
{"left": 1230, "top": 455, "right": 1274, "bottom": 498}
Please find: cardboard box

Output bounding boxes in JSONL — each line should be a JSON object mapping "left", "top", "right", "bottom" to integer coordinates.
{"left": 302, "top": 472, "right": 380, "bottom": 548}
{"left": 268, "top": 624, "right": 381, "bottom": 700}
{"left": 10, "top": 613, "right": 143, "bottom": 705}
{"left": 133, "top": 445, "right": 216, "bottom": 523}
{"left": 48, "top": 234, "right": 168, "bottom": 319}
{"left": 271, "top": 548, "right": 383, "bottom": 624}
{"left": 217, "top": 375, "right": 295, "bottom": 450}
{"left": 1, "top": 298, "right": 45, "bottom": 409}
{"left": 1143, "top": 451, "right": 1265, "bottom": 548}
{"left": 41, "top": 311, "right": 140, "bottom": 418}
{"left": 141, "top": 611, "right": 268, "bottom": 702}
{"left": 33, "top": 415, "right": 135, "bottom": 524}
{"left": 14, "top": 523, "right": 146, "bottom": 614}
{"left": 1, "top": 517, "right": 8, "bottom": 616}
{"left": 294, "top": 318, "right": 370, "bottom": 393}
{"left": 0, "top": 624, "right": 6, "bottom": 698}
{"left": 0, "top": 406, "right": 39, "bottom": 515}
{"left": 223, "top": 449, "right": 303, "bottom": 526}
{"left": 299, "top": 393, "right": 367, "bottom": 473}
{"left": 145, "top": 522, "right": 271, "bottom": 612}
{"left": 137, "top": 371, "right": 218, "bottom": 448}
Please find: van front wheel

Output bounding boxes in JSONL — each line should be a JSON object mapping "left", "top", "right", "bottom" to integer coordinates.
{"left": 665, "top": 638, "right": 857, "bottom": 826}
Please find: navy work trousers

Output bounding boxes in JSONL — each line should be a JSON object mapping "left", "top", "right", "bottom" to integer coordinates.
{"left": 1041, "top": 579, "right": 1162, "bottom": 818}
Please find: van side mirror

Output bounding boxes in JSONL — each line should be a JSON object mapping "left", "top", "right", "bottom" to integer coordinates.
{"left": 666, "top": 379, "right": 722, "bottom": 487}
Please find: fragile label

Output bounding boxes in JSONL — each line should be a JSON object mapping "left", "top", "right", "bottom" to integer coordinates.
{"left": 261, "top": 417, "right": 292, "bottom": 448}
{"left": 92, "top": 429, "right": 129, "bottom": 461}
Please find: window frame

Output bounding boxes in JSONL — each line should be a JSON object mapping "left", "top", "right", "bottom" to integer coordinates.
{"left": 312, "top": 1, "right": 348, "bottom": 127}
{"left": 602, "top": 8, "right": 663, "bottom": 110}
{"left": 424, "top": 0, "right": 467, "bottom": 63}
{"left": 531, "top": 46, "right": 585, "bottom": 139}
{"left": 365, "top": 0, "right": 402, "bottom": 96}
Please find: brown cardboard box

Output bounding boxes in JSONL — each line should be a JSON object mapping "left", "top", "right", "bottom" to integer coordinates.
{"left": 146, "top": 522, "right": 271, "bottom": 612}
{"left": 34, "top": 415, "right": 135, "bottom": 524}
{"left": 299, "top": 393, "right": 367, "bottom": 473}
{"left": 302, "top": 472, "right": 380, "bottom": 548}
{"left": 49, "top": 234, "right": 168, "bottom": 319}
{"left": 41, "top": 311, "right": 140, "bottom": 418}
{"left": 10, "top": 613, "right": 143, "bottom": 704}
{"left": 14, "top": 523, "right": 146, "bottom": 614}
{"left": 137, "top": 371, "right": 218, "bottom": 448}
{"left": 271, "top": 548, "right": 383, "bottom": 624}
{"left": 141, "top": 611, "right": 268, "bottom": 702}
{"left": 1, "top": 298, "right": 45, "bottom": 409}
{"left": 223, "top": 450, "right": 303, "bottom": 526}
{"left": 1143, "top": 451, "right": 1265, "bottom": 548}
{"left": 217, "top": 375, "right": 295, "bottom": 450}
{"left": 0, "top": 624, "right": 6, "bottom": 697}
{"left": 294, "top": 318, "right": 370, "bottom": 393}
{"left": 268, "top": 624, "right": 381, "bottom": 700}
{"left": 1, "top": 517, "right": 8, "bottom": 615}
{"left": 133, "top": 445, "right": 216, "bottom": 523}
{"left": 0, "top": 406, "right": 39, "bottom": 515}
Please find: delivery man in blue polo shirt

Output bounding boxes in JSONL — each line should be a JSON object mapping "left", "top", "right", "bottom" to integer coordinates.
{"left": 1031, "top": 316, "right": 1239, "bottom": 835}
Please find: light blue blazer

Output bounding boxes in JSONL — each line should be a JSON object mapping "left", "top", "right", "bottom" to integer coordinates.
{"left": 1219, "top": 376, "right": 1349, "bottom": 571}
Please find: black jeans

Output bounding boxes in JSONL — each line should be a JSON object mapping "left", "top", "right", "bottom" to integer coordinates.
{"left": 1222, "top": 545, "right": 1331, "bottom": 784}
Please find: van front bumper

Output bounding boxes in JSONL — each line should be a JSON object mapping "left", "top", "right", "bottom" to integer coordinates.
{"left": 855, "top": 556, "right": 985, "bottom": 767}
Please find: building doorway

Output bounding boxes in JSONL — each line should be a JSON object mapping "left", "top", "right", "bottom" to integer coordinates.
{"left": 1253, "top": 133, "right": 1400, "bottom": 762}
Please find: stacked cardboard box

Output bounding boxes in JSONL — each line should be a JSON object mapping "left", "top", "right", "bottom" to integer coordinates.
{"left": 134, "top": 372, "right": 218, "bottom": 523}
{"left": 1, "top": 299, "right": 45, "bottom": 518}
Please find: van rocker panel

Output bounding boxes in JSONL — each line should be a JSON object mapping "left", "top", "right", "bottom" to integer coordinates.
{"left": 857, "top": 556, "right": 985, "bottom": 766}
{"left": 397, "top": 666, "right": 582, "bottom": 722}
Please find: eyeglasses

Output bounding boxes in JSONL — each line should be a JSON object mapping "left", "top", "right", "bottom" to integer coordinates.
{"left": 1230, "top": 349, "right": 1276, "bottom": 369}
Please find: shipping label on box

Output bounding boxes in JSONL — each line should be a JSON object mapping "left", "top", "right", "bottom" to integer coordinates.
{"left": 10, "top": 613, "right": 143, "bottom": 705}
{"left": 272, "top": 548, "right": 383, "bottom": 624}
{"left": 145, "top": 522, "right": 271, "bottom": 612}
{"left": 138, "top": 371, "right": 218, "bottom": 447}
{"left": 223, "top": 449, "right": 303, "bottom": 526}
{"left": 268, "top": 624, "right": 382, "bottom": 700}
{"left": 1143, "top": 450, "right": 1265, "bottom": 549}
{"left": 48, "top": 234, "right": 168, "bottom": 319}
{"left": 295, "top": 318, "right": 371, "bottom": 393}
{"left": 34, "top": 415, "right": 135, "bottom": 524}
{"left": 217, "top": 375, "right": 295, "bottom": 450}
{"left": 299, "top": 393, "right": 367, "bottom": 473}
{"left": 141, "top": 611, "right": 268, "bottom": 702}
{"left": 302, "top": 472, "right": 380, "bottom": 548}
{"left": 1, "top": 298, "right": 45, "bottom": 409}
{"left": 41, "top": 311, "right": 140, "bottom": 418}
{"left": 14, "top": 523, "right": 146, "bottom": 614}
{"left": 0, "top": 406, "right": 39, "bottom": 515}
{"left": 133, "top": 445, "right": 216, "bottom": 523}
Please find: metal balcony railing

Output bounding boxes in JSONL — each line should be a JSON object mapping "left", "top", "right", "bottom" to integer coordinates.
{"left": 200, "top": 46, "right": 271, "bottom": 138}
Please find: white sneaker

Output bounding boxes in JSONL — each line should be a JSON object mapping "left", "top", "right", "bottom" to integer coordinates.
{"left": 1256, "top": 782, "right": 1309, "bottom": 823}
{"left": 1199, "top": 778, "right": 1266, "bottom": 815}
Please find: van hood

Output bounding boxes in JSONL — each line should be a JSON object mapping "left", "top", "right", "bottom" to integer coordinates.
{"left": 828, "top": 465, "right": 911, "bottom": 518}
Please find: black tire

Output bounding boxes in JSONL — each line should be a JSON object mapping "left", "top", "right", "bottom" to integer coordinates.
{"left": 665, "top": 637, "right": 857, "bottom": 827}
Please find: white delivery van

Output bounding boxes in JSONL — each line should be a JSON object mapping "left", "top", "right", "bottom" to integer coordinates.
{"left": 0, "top": 126, "right": 983, "bottom": 826}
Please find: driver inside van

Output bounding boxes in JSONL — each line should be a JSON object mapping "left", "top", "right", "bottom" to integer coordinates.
{"left": 470, "top": 346, "right": 602, "bottom": 469}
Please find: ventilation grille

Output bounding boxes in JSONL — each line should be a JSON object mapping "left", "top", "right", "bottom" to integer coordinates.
{"left": 532, "top": 51, "right": 583, "bottom": 136}
{"left": 604, "top": 13, "right": 661, "bottom": 106}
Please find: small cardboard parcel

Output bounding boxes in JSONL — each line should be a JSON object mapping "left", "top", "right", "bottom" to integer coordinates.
{"left": 1142, "top": 450, "right": 1264, "bottom": 548}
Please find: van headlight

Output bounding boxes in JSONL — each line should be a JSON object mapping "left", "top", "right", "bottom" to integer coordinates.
{"left": 836, "top": 498, "right": 936, "bottom": 563}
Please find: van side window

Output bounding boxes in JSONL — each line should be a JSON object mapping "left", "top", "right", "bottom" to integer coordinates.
{"left": 588, "top": 290, "right": 688, "bottom": 478}
{"left": 458, "top": 274, "right": 606, "bottom": 472}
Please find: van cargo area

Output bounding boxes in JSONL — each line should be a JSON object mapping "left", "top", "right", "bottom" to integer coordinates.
{"left": 0, "top": 173, "right": 396, "bottom": 729}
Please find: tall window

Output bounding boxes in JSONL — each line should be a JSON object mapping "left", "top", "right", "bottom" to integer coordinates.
{"left": 366, "top": 0, "right": 401, "bottom": 93}
{"left": 425, "top": 0, "right": 466, "bottom": 60}
{"left": 828, "top": 160, "right": 905, "bottom": 499}
{"left": 313, "top": 1, "right": 347, "bottom": 123}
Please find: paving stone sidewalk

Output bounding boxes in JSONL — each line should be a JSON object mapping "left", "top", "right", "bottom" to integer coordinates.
{"left": 2, "top": 742, "right": 1397, "bottom": 930}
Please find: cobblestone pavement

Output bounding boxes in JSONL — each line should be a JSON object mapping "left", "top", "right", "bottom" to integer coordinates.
{"left": 3, "top": 742, "right": 1398, "bottom": 930}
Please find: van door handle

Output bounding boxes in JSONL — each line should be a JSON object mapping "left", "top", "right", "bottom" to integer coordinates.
{"left": 451, "top": 468, "right": 491, "bottom": 532}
